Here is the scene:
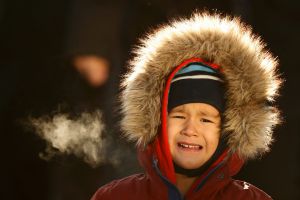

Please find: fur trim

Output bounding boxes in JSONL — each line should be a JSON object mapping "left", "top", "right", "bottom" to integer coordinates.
{"left": 120, "top": 12, "right": 282, "bottom": 160}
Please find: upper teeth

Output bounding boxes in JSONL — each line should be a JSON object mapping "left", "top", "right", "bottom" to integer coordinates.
{"left": 179, "top": 143, "right": 201, "bottom": 149}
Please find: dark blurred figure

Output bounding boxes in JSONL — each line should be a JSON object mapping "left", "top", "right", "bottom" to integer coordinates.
{"left": 44, "top": 1, "right": 141, "bottom": 200}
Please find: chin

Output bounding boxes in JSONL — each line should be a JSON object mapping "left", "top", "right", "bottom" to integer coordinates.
{"left": 177, "top": 160, "right": 205, "bottom": 169}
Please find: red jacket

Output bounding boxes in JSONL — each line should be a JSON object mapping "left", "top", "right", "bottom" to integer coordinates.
{"left": 91, "top": 146, "right": 272, "bottom": 200}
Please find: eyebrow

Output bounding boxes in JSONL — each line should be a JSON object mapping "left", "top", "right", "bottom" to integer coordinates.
{"left": 170, "top": 108, "right": 184, "bottom": 113}
{"left": 170, "top": 108, "right": 219, "bottom": 118}
{"left": 199, "top": 111, "right": 219, "bottom": 118}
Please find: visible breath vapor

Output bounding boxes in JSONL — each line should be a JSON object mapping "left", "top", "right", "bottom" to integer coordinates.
{"left": 27, "top": 110, "right": 120, "bottom": 167}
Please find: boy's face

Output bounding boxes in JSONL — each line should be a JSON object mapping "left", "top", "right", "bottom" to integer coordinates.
{"left": 167, "top": 103, "right": 221, "bottom": 169}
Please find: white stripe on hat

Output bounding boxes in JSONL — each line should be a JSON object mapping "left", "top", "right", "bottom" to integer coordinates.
{"left": 171, "top": 74, "right": 223, "bottom": 83}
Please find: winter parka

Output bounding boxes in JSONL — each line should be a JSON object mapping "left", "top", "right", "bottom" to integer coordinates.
{"left": 91, "top": 145, "right": 272, "bottom": 200}
{"left": 91, "top": 12, "right": 281, "bottom": 200}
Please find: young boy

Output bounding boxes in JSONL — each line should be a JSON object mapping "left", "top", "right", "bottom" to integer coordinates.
{"left": 91, "top": 12, "right": 282, "bottom": 200}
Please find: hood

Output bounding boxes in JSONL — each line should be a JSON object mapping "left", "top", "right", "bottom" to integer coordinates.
{"left": 120, "top": 12, "right": 282, "bottom": 161}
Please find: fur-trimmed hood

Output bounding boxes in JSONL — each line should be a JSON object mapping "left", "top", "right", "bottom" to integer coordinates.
{"left": 120, "top": 12, "right": 282, "bottom": 160}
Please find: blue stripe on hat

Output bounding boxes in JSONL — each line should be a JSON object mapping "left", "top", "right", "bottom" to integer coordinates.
{"left": 176, "top": 63, "right": 216, "bottom": 75}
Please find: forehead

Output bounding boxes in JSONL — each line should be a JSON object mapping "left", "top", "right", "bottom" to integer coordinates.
{"left": 170, "top": 103, "right": 220, "bottom": 117}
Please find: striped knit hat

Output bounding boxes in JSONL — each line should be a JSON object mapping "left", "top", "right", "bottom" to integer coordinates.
{"left": 168, "top": 62, "right": 225, "bottom": 113}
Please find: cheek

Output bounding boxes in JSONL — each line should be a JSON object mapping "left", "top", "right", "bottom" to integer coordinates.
{"left": 167, "top": 120, "right": 179, "bottom": 152}
{"left": 167, "top": 124, "right": 174, "bottom": 142}
{"left": 205, "top": 128, "right": 220, "bottom": 150}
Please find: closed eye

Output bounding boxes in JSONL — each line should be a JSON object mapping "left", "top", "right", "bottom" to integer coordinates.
{"left": 200, "top": 118, "right": 213, "bottom": 123}
{"left": 171, "top": 115, "right": 185, "bottom": 119}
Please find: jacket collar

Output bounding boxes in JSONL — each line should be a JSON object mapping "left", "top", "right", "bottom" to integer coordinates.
{"left": 138, "top": 145, "right": 244, "bottom": 198}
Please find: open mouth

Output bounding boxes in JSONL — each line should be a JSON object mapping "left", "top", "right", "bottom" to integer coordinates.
{"left": 177, "top": 142, "right": 203, "bottom": 151}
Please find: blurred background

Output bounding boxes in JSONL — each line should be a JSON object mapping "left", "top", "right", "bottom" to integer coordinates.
{"left": 0, "top": 0, "right": 299, "bottom": 199}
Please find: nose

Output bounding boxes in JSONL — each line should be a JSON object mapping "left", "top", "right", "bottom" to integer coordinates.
{"left": 181, "top": 119, "right": 198, "bottom": 137}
